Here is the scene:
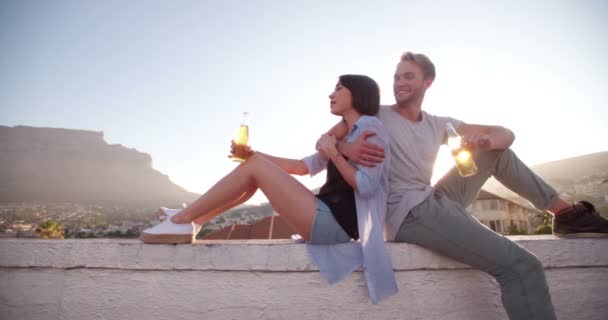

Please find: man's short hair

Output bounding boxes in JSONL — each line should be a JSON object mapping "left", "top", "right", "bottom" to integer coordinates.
{"left": 400, "top": 52, "right": 436, "bottom": 81}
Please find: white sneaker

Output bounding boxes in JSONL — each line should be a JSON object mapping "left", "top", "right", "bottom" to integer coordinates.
{"left": 157, "top": 207, "right": 203, "bottom": 235}
{"left": 291, "top": 234, "right": 305, "bottom": 243}
{"left": 158, "top": 207, "right": 182, "bottom": 217}
{"left": 140, "top": 218, "right": 195, "bottom": 244}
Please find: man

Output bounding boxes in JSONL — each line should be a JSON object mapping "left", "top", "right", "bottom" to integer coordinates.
{"left": 328, "top": 52, "right": 608, "bottom": 319}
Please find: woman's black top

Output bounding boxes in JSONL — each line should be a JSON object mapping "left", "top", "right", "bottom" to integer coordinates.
{"left": 315, "top": 160, "right": 358, "bottom": 240}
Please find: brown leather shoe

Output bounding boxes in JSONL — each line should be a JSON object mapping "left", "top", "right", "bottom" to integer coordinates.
{"left": 553, "top": 201, "right": 608, "bottom": 238}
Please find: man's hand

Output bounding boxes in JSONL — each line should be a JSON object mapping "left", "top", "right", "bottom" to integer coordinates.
{"left": 462, "top": 132, "right": 491, "bottom": 150}
{"left": 457, "top": 124, "right": 514, "bottom": 150}
{"left": 339, "top": 131, "right": 385, "bottom": 167}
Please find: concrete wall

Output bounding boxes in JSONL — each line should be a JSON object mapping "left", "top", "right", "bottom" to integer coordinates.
{"left": 1, "top": 236, "right": 607, "bottom": 320}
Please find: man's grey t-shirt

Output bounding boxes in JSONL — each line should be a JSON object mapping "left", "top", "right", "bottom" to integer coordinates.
{"left": 377, "top": 106, "right": 463, "bottom": 240}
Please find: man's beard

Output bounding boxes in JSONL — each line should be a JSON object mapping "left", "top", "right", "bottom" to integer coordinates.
{"left": 395, "top": 89, "right": 421, "bottom": 107}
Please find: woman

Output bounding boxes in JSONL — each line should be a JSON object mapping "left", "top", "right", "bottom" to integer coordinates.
{"left": 141, "top": 75, "right": 397, "bottom": 303}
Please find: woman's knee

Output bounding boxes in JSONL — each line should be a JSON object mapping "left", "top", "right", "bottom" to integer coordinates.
{"left": 241, "top": 152, "right": 260, "bottom": 166}
{"left": 238, "top": 153, "right": 264, "bottom": 174}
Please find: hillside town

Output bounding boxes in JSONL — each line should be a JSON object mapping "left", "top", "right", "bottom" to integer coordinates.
{"left": 1, "top": 174, "right": 606, "bottom": 240}
{"left": 0, "top": 202, "right": 276, "bottom": 239}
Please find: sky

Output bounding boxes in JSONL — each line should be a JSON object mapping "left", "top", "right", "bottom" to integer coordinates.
{"left": 1, "top": 0, "right": 607, "bottom": 205}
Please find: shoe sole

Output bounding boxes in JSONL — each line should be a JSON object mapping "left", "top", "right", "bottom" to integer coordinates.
{"left": 139, "top": 232, "right": 195, "bottom": 244}
{"left": 553, "top": 232, "right": 608, "bottom": 239}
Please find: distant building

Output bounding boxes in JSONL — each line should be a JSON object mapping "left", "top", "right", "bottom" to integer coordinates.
{"left": 0, "top": 232, "right": 17, "bottom": 238}
{"left": 16, "top": 230, "right": 37, "bottom": 238}
{"left": 467, "top": 190, "right": 536, "bottom": 234}
{"left": 574, "top": 181, "right": 603, "bottom": 197}
{"left": 601, "top": 179, "right": 608, "bottom": 203}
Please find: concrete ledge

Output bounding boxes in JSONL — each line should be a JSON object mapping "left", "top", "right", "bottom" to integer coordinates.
{"left": 1, "top": 236, "right": 607, "bottom": 320}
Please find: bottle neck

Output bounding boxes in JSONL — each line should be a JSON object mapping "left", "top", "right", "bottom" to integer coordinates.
{"left": 445, "top": 122, "right": 461, "bottom": 150}
{"left": 241, "top": 112, "right": 249, "bottom": 126}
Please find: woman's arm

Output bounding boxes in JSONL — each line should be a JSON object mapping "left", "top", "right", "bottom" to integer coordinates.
{"left": 319, "top": 121, "right": 385, "bottom": 167}
{"left": 325, "top": 120, "right": 349, "bottom": 139}
{"left": 255, "top": 151, "right": 309, "bottom": 176}
{"left": 318, "top": 118, "right": 388, "bottom": 196}
{"left": 318, "top": 134, "right": 358, "bottom": 189}
{"left": 347, "top": 119, "right": 389, "bottom": 198}
{"left": 336, "top": 131, "right": 385, "bottom": 166}
{"left": 230, "top": 142, "right": 309, "bottom": 175}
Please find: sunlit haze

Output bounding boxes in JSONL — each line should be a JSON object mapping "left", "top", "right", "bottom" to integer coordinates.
{"left": 1, "top": 0, "right": 607, "bottom": 204}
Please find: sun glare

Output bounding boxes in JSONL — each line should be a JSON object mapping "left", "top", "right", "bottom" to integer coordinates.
{"left": 431, "top": 145, "right": 455, "bottom": 185}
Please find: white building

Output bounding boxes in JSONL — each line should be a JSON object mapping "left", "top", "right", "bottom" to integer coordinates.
{"left": 467, "top": 190, "right": 536, "bottom": 234}
{"left": 574, "top": 180, "right": 603, "bottom": 197}
{"left": 601, "top": 179, "right": 608, "bottom": 203}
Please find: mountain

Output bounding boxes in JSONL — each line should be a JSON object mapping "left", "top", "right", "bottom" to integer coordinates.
{"left": 529, "top": 151, "right": 608, "bottom": 183}
{"left": 1, "top": 124, "right": 605, "bottom": 214}
{"left": 0, "top": 125, "right": 199, "bottom": 207}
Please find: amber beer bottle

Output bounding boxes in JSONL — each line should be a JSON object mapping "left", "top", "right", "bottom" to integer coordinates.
{"left": 446, "top": 122, "right": 478, "bottom": 177}
{"left": 231, "top": 112, "right": 249, "bottom": 163}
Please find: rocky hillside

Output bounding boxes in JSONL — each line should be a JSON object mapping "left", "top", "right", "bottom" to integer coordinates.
{"left": 0, "top": 125, "right": 199, "bottom": 207}
{"left": 530, "top": 151, "right": 608, "bottom": 183}
{"left": 482, "top": 151, "right": 608, "bottom": 206}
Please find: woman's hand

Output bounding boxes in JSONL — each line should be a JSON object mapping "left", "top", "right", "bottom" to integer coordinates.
{"left": 228, "top": 140, "right": 254, "bottom": 161}
{"left": 317, "top": 133, "right": 339, "bottom": 160}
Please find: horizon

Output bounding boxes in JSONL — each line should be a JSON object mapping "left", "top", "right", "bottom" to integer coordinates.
{"left": 2, "top": 0, "right": 607, "bottom": 204}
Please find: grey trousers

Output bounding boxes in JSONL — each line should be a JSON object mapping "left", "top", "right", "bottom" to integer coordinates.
{"left": 395, "top": 149, "right": 558, "bottom": 320}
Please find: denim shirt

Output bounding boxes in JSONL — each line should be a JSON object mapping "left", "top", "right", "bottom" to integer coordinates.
{"left": 302, "top": 115, "right": 398, "bottom": 304}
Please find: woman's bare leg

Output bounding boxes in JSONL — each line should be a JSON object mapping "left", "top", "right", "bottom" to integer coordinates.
{"left": 191, "top": 186, "right": 257, "bottom": 225}
{"left": 172, "top": 153, "right": 317, "bottom": 240}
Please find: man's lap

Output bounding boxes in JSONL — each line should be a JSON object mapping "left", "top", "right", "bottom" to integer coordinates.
{"left": 394, "top": 191, "right": 533, "bottom": 273}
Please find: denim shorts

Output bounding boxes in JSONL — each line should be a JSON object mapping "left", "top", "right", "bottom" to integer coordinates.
{"left": 309, "top": 198, "right": 352, "bottom": 244}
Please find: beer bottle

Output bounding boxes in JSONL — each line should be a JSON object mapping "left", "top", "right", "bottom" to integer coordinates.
{"left": 446, "top": 122, "right": 478, "bottom": 177}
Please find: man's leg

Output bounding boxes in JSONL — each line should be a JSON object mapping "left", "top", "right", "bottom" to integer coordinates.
{"left": 435, "top": 149, "right": 558, "bottom": 210}
{"left": 437, "top": 148, "right": 608, "bottom": 238}
{"left": 395, "top": 194, "right": 556, "bottom": 320}
{"left": 396, "top": 149, "right": 557, "bottom": 319}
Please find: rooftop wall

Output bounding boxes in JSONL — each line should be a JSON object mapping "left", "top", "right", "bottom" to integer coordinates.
{"left": 1, "top": 236, "right": 607, "bottom": 320}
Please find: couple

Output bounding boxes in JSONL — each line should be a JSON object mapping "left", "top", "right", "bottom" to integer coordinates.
{"left": 142, "top": 52, "right": 608, "bottom": 318}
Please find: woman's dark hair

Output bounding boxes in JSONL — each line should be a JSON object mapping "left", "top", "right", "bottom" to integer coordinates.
{"left": 338, "top": 74, "right": 380, "bottom": 116}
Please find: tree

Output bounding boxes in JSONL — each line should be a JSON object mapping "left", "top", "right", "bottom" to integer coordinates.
{"left": 531, "top": 211, "right": 552, "bottom": 235}
{"left": 36, "top": 220, "right": 65, "bottom": 239}
{"left": 507, "top": 225, "right": 528, "bottom": 235}
{"left": 535, "top": 224, "right": 552, "bottom": 235}
{"left": 599, "top": 206, "right": 608, "bottom": 219}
